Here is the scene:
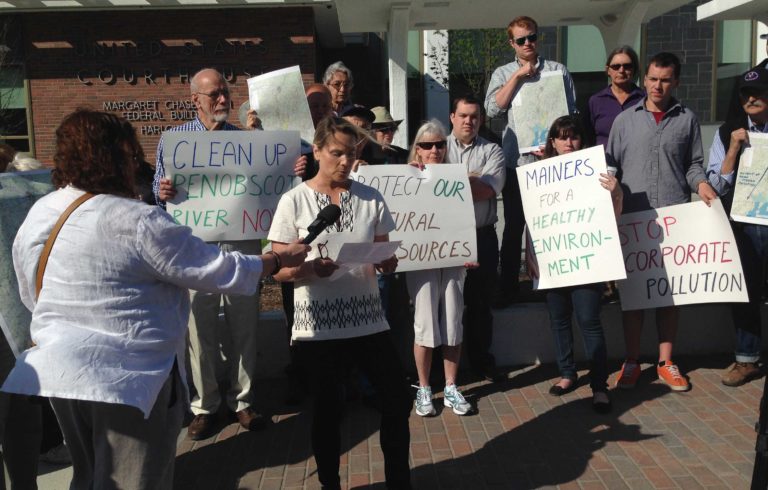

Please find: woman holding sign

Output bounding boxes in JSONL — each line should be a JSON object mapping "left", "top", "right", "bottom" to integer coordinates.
{"left": 406, "top": 120, "right": 474, "bottom": 417}
{"left": 527, "top": 116, "right": 622, "bottom": 413}
{"left": 268, "top": 117, "right": 411, "bottom": 490}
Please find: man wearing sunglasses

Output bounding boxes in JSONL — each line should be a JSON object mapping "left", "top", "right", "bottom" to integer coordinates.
{"left": 152, "top": 68, "right": 268, "bottom": 440}
{"left": 485, "top": 15, "right": 577, "bottom": 308}
{"left": 707, "top": 65, "right": 768, "bottom": 388}
{"left": 447, "top": 95, "right": 506, "bottom": 383}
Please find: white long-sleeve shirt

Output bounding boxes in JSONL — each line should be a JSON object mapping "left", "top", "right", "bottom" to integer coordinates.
{"left": 3, "top": 186, "right": 263, "bottom": 417}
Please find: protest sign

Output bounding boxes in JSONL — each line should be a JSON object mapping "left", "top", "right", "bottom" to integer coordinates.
{"left": 617, "top": 200, "right": 747, "bottom": 311}
{"left": 512, "top": 71, "right": 569, "bottom": 153}
{"left": 247, "top": 66, "right": 316, "bottom": 146}
{"left": 163, "top": 130, "right": 300, "bottom": 241}
{"left": 352, "top": 164, "right": 476, "bottom": 272}
{"left": 0, "top": 170, "right": 53, "bottom": 356}
{"left": 516, "top": 145, "right": 625, "bottom": 289}
{"left": 730, "top": 133, "right": 768, "bottom": 225}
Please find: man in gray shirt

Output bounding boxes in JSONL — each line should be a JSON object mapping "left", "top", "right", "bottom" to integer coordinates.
{"left": 607, "top": 52, "right": 716, "bottom": 393}
{"left": 485, "top": 15, "right": 577, "bottom": 306}
{"left": 447, "top": 95, "right": 506, "bottom": 381}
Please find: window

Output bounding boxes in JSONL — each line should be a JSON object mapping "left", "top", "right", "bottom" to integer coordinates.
{"left": 714, "top": 20, "right": 753, "bottom": 121}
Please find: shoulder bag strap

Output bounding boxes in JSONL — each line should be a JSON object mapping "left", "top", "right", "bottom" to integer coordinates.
{"left": 35, "top": 192, "right": 96, "bottom": 300}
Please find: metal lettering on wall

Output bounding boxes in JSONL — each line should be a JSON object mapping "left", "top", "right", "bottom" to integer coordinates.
{"left": 102, "top": 100, "right": 198, "bottom": 134}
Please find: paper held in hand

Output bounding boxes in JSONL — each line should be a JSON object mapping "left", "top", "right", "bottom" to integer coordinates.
{"left": 730, "top": 133, "right": 768, "bottom": 225}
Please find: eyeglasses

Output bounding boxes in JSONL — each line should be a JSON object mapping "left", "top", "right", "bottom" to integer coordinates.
{"left": 513, "top": 33, "right": 537, "bottom": 46}
{"left": 608, "top": 63, "right": 634, "bottom": 71}
{"left": 195, "top": 89, "right": 230, "bottom": 99}
{"left": 416, "top": 140, "right": 447, "bottom": 150}
{"left": 376, "top": 127, "right": 396, "bottom": 134}
{"left": 329, "top": 81, "right": 352, "bottom": 90}
{"left": 318, "top": 241, "right": 329, "bottom": 260}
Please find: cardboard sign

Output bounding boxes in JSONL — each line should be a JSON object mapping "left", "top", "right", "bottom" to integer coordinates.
{"left": 516, "top": 145, "right": 626, "bottom": 289}
{"left": 352, "top": 164, "right": 477, "bottom": 272}
{"left": 163, "top": 130, "right": 300, "bottom": 241}
{"left": 617, "top": 200, "right": 748, "bottom": 310}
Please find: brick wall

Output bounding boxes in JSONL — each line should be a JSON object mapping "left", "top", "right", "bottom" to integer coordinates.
{"left": 22, "top": 8, "right": 316, "bottom": 164}
{"left": 646, "top": 0, "right": 715, "bottom": 122}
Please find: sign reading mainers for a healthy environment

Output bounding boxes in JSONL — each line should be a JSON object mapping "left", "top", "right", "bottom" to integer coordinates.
{"left": 617, "top": 200, "right": 748, "bottom": 311}
{"left": 516, "top": 145, "right": 626, "bottom": 289}
{"left": 352, "top": 164, "right": 477, "bottom": 272}
{"left": 163, "top": 130, "right": 300, "bottom": 241}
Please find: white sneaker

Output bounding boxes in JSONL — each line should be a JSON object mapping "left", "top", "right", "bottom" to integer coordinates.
{"left": 40, "top": 443, "right": 71, "bottom": 465}
{"left": 414, "top": 385, "right": 436, "bottom": 417}
{"left": 443, "top": 384, "right": 472, "bottom": 415}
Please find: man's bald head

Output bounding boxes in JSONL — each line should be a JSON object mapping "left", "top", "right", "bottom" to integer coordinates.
{"left": 190, "top": 68, "right": 231, "bottom": 129}
{"left": 306, "top": 83, "right": 333, "bottom": 126}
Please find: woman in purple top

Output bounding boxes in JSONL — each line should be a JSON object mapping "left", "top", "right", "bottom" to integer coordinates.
{"left": 585, "top": 46, "right": 644, "bottom": 147}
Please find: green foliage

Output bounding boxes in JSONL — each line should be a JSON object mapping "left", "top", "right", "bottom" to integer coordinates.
{"left": 448, "top": 28, "right": 512, "bottom": 97}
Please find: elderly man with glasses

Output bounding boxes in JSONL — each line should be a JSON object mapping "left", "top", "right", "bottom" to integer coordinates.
{"left": 485, "top": 15, "right": 577, "bottom": 307}
{"left": 152, "top": 68, "right": 267, "bottom": 441}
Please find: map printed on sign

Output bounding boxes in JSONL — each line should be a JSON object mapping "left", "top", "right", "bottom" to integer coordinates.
{"left": 512, "top": 71, "right": 570, "bottom": 154}
{"left": 730, "top": 133, "right": 768, "bottom": 225}
{"left": 247, "top": 66, "right": 316, "bottom": 147}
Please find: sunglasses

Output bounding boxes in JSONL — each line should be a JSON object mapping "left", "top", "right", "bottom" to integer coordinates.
{"left": 513, "top": 33, "right": 537, "bottom": 46}
{"left": 609, "top": 63, "right": 634, "bottom": 71}
{"left": 376, "top": 127, "right": 397, "bottom": 134}
{"left": 416, "top": 141, "right": 447, "bottom": 150}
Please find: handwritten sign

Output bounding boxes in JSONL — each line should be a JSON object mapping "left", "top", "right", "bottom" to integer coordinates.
{"left": 352, "top": 164, "right": 477, "bottom": 272}
{"left": 730, "top": 133, "right": 768, "bottom": 225}
{"left": 617, "top": 200, "right": 747, "bottom": 310}
{"left": 163, "top": 130, "right": 300, "bottom": 241}
{"left": 516, "top": 145, "right": 626, "bottom": 289}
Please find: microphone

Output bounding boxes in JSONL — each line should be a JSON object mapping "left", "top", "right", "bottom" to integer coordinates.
{"left": 301, "top": 204, "right": 341, "bottom": 244}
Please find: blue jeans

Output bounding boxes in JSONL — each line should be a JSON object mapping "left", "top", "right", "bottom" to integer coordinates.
{"left": 546, "top": 284, "right": 608, "bottom": 392}
{"left": 731, "top": 223, "right": 768, "bottom": 363}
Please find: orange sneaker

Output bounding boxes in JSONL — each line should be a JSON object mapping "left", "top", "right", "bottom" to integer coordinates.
{"left": 657, "top": 361, "right": 689, "bottom": 392}
{"left": 615, "top": 359, "right": 641, "bottom": 389}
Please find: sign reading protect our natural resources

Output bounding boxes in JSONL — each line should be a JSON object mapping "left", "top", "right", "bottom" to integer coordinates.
{"left": 163, "top": 130, "right": 300, "bottom": 241}
{"left": 617, "top": 200, "right": 748, "bottom": 310}
{"left": 516, "top": 145, "right": 626, "bottom": 289}
{"left": 352, "top": 164, "right": 477, "bottom": 272}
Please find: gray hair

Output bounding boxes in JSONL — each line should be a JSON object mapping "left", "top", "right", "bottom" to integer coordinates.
{"left": 408, "top": 119, "right": 448, "bottom": 163}
{"left": 323, "top": 61, "right": 354, "bottom": 86}
{"left": 6, "top": 154, "right": 44, "bottom": 172}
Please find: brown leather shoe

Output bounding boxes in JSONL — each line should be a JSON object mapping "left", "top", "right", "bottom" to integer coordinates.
{"left": 722, "top": 362, "right": 761, "bottom": 387}
{"left": 236, "top": 407, "right": 267, "bottom": 431}
{"left": 187, "top": 414, "right": 216, "bottom": 441}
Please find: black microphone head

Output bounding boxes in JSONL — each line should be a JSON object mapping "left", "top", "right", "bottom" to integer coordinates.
{"left": 318, "top": 204, "right": 341, "bottom": 224}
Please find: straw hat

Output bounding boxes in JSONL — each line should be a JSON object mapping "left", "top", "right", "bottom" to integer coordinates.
{"left": 371, "top": 106, "right": 403, "bottom": 129}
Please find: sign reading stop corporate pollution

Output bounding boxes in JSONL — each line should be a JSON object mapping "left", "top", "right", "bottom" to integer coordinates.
{"left": 163, "top": 130, "right": 300, "bottom": 241}
{"left": 352, "top": 164, "right": 477, "bottom": 272}
{"left": 516, "top": 145, "right": 626, "bottom": 289}
{"left": 617, "top": 200, "right": 748, "bottom": 311}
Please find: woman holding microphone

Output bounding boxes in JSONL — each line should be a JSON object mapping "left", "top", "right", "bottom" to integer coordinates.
{"left": 268, "top": 117, "right": 412, "bottom": 490}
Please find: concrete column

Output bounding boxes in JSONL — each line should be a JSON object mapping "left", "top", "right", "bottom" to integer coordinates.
{"left": 594, "top": 0, "right": 649, "bottom": 53}
{"left": 388, "top": 5, "right": 409, "bottom": 148}
{"left": 423, "top": 30, "right": 450, "bottom": 129}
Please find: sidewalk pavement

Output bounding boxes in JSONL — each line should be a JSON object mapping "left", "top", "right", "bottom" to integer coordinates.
{"left": 39, "top": 355, "right": 761, "bottom": 489}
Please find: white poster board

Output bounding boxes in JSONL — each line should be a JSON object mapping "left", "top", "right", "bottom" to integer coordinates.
{"left": 730, "top": 133, "right": 768, "bottom": 225}
{"left": 512, "top": 71, "right": 569, "bottom": 154}
{"left": 516, "top": 145, "right": 626, "bottom": 289}
{"left": 352, "top": 164, "right": 477, "bottom": 272}
{"left": 163, "top": 130, "right": 300, "bottom": 241}
{"left": 617, "top": 200, "right": 748, "bottom": 311}
{"left": 246, "top": 66, "right": 315, "bottom": 146}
